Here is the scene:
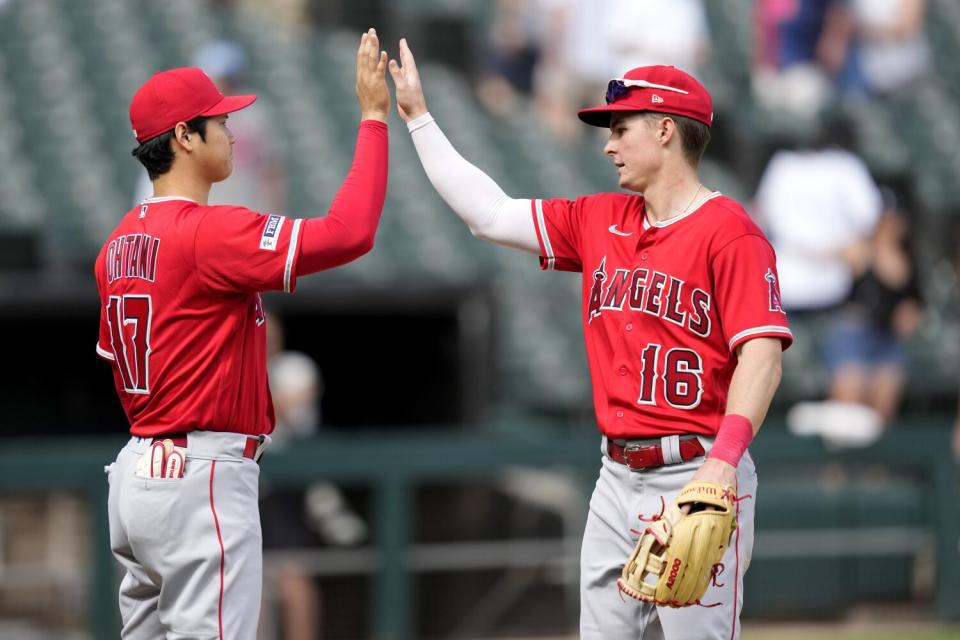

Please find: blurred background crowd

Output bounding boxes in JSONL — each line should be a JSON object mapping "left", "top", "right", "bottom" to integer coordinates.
{"left": 0, "top": 0, "right": 959, "bottom": 638}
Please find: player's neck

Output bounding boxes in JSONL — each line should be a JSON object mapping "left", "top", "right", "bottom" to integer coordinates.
{"left": 642, "top": 169, "right": 703, "bottom": 225}
{"left": 151, "top": 169, "right": 212, "bottom": 206}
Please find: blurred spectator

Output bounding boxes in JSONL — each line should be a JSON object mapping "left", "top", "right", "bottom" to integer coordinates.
{"left": 534, "top": 0, "right": 617, "bottom": 141}
{"left": 845, "top": 0, "right": 931, "bottom": 97}
{"left": 530, "top": 0, "right": 711, "bottom": 141}
{"left": 602, "top": 0, "right": 711, "bottom": 79}
{"left": 476, "top": 0, "right": 542, "bottom": 117}
{"left": 236, "top": 0, "right": 310, "bottom": 34}
{"left": 134, "top": 40, "right": 286, "bottom": 212}
{"left": 260, "top": 314, "right": 366, "bottom": 640}
{"left": 822, "top": 193, "right": 923, "bottom": 425}
{"left": 260, "top": 316, "right": 323, "bottom": 640}
{"left": 754, "top": 0, "right": 854, "bottom": 116}
{"left": 754, "top": 115, "right": 883, "bottom": 311}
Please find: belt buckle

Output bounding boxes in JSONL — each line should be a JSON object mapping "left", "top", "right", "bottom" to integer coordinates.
{"left": 623, "top": 442, "right": 656, "bottom": 471}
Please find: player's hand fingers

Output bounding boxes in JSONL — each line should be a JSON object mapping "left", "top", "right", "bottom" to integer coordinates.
{"left": 399, "top": 38, "right": 420, "bottom": 82}
{"left": 388, "top": 58, "right": 405, "bottom": 87}
{"left": 367, "top": 29, "right": 380, "bottom": 65}
{"left": 355, "top": 28, "right": 390, "bottom": 121}
{"left": 357, "top": 31, "right": 369, "bottom": 75}
{"left": 388, "top": 38, "right": 427, "bottom": 122}
{"left": 366, "top": 30, "right": 378, "bottom": 70}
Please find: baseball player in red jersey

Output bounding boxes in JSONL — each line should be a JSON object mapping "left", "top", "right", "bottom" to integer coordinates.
{"left": 96, "top": 30, "right": 390, "bottom": 639}
{"left": 389, "top": 41, "right": 791, "bottom": 639}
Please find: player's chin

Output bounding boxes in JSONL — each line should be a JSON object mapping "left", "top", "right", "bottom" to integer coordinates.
{"left": 211, "top": 161, "right": 233, "bottom": 183}
{"left": 617, "top": 173, "right": 640, "bottom": 192}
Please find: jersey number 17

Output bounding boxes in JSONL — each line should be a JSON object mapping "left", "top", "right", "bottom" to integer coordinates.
{"left": 105, "top": 294, "right": 153, "bottom": 395}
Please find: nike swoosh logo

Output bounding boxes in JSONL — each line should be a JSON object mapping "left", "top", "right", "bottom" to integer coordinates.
{"left": 608, "top": 224, "right": 633, "bottom": 237}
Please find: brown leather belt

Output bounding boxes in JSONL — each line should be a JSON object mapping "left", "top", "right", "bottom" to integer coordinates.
{"left": 164, "top": 432, "right": 264, "bottom": 461}
{"left": 607, "top": 437, "right": 705, "bottom": 470}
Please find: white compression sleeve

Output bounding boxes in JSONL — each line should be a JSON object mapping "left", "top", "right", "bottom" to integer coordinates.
{"left": 407, "top": 112, "right": 540, "bottom": 253}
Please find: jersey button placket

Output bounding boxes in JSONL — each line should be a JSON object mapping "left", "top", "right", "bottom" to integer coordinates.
{"left": 638, "top": 226, "right": 655, "bottom": 261}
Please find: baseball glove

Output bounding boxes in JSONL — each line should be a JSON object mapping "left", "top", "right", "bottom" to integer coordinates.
{"left": 617, "top": 481, "right": 737, "bottom": 607}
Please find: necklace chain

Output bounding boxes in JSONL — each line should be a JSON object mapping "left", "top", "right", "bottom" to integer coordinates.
{"left": 680, "top": 184, "right": 703, "bottom": 215}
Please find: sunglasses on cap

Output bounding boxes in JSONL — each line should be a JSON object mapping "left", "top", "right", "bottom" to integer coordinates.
{"left": 605, "top": 78, "right": 690, "bottom": 104}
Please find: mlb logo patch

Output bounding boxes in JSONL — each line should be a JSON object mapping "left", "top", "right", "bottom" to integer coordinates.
{"left": 260, "top": 214, "right": 285, "bottom": 251}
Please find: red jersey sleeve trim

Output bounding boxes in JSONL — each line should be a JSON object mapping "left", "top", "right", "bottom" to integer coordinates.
{"left": 283, "top": 218, "right": 304, "bottom": 293}
{"left": 96, "top": 343, "right": 115, "bottom": 361}
{"left": 728, "top": 326, "right": 794, "bottom": 352}
{"left": 532, "top": 199, "right": 556, "bottom": 271}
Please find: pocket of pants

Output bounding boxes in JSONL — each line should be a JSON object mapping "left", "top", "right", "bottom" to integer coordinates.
{"left": 134, "top": 445, "right": 188, "bottom": 480}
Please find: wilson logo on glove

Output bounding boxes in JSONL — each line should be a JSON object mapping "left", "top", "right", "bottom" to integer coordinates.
{"left": 666, "top": 558, "right": 683, "bottom": 589}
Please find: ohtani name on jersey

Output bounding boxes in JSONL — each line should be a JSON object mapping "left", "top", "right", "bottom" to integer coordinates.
{"left": 587, "top": 258, "right": 711, "bottom": 337}
{"left": 106, "top": 233, "right": 161, "bottom": 284}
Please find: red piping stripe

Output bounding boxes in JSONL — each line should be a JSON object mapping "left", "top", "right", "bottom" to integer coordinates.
{"left": 730, "top": 498, "right": 741, "bottom": 640}
{"left": 209, "top": 461, "right": 225, "bottom": 640}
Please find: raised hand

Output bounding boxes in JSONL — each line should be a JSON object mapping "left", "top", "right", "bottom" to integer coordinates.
{"left": 356, "top": 28, "right": 389, "bottom": 123}
{"left": 388, "top": 38, "right": 428, "bottom": 123}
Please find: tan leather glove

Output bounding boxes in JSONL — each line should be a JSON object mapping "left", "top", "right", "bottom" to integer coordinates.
{"left": 618, "top": 481, "right": 737, "bottom": 607}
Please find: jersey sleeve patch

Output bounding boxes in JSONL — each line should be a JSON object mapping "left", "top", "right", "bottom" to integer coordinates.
{"left": 259, "top": 214, "right": 286, "bottom": 251}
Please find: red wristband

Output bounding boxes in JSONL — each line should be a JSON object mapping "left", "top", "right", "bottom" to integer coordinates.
{"left": 707, "top": 414, "right": 754, "bottom": 467}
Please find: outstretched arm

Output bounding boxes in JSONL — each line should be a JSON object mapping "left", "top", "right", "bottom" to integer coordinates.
{"left": 297, "top": 28, "right": 390, "bottom": 275}
{"left": 389, "top": 39, "right": 539, "bottom": 253}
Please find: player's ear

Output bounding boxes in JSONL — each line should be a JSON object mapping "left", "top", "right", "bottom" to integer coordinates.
{"left": 658, "top": 117, "right": 675, "bottom": 146}
{"left": 173, "top": 122, "right": 193, "bottom": 151}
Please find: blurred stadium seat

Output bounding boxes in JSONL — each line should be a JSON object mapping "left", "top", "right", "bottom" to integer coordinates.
{"left": 0, "top": 0, "right": 957, "bottom": 410}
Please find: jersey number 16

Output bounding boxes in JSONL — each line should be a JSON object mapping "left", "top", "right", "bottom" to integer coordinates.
{"left": 636, "top": 344, "right": 703, "bottom": 410}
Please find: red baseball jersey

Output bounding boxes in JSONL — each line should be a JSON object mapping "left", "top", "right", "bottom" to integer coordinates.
{"left": 532, "top": 192, "right": 792, "bottom": 439}
{"left": 94, "top": 196, "right": 304, "bottom": 437}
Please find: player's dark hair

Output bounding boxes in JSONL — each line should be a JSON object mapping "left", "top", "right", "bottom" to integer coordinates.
{"left": 641, "top": 112, "right": 711, "bottom": 166}
{"left": 131, "top": 116, "right": 209, "bottom": 180}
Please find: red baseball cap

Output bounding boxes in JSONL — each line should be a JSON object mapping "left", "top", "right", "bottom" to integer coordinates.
{"left": 129, "top": 67, "right": 256, "bottom": 143}
{"left": 578, "top": 65, "right": 713, "bottom": 129}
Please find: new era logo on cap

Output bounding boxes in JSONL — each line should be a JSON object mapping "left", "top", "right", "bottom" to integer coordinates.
{"left": 577, "top": 65, "right": 713, "bottom": 129}
{"left": 129, "top": 67, "right": 257, "bottom": 144}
